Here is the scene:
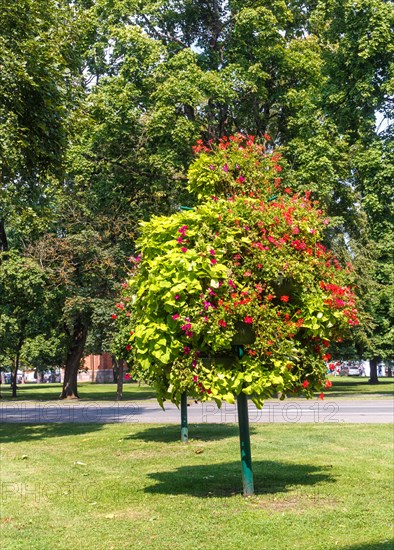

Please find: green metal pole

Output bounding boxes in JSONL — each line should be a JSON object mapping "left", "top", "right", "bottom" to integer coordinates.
{"left": 237, "top": 391, "right": 254, "bottom": 496}
{"left": 180, "top": 391, "right": 188, "bottom": 443}
{"left": 234, "top": 345, "right": 254, "bottom": 496}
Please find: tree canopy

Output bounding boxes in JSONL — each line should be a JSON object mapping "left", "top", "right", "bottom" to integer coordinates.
{"left": 1, "top": 0, "right": 392, "bottom": 391}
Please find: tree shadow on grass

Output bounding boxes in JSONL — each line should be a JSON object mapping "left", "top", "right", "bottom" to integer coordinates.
{"left": 0, "top": 423, "right": 104, "bottom": 443}
{"left": 144, "top": 459, "right": 334, "bottom": 498}
{"left": 329, "top": 379, "right": 394, "bottom": 397}
{"left": 340, "top": 542, "right": 394, "bottom": 549}
{"left": 125, "top": 423, "right": 255, "bottom": 443}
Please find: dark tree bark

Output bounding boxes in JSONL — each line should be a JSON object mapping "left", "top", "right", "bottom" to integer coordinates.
{"left": 0, "top": 219, "right": 8, "bottom": 252}
{"left": 60, "top": 318, "right": 88, "bottom": 399}
{"left": 111, "top": 355, "right": 123, "bottom": 401}
{"left": 368, "top": 357, "right": 380, "bottom": 384}
{"left": 10, "top": 335, "right": 24, "bottom": 397}
{"left": 11, "top": 351, "right": 21, "bottom": 397}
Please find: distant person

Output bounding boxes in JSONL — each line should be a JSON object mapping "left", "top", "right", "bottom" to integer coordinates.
{"left": 378, "top": 365, "right": 383, "bottom": 376}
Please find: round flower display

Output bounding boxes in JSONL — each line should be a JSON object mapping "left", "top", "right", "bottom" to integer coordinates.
{"left": 114, "top": 135, "right": 358, "bottom": 408}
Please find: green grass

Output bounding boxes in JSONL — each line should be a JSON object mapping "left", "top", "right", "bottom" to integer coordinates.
{"left": 1, "top": 423, "right": 393, "bottom": 550}
{"left": 326, "top": 376, "right": 394, "bottom": 398}
{"left": 0, "top": 382, "right": 156, "bottom": 402}
{"left": 1, "top": 377, "right": 393, "bottom": 403}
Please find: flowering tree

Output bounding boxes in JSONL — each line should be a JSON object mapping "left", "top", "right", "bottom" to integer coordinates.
{"left": 114, "top": 135, "right": 358, "bottom": 409}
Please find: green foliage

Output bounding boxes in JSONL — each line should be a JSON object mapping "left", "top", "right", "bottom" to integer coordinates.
{"left": 0, "top": 0, "right": 84, "bottom": 247}
{"left": 2, "top": 0, "right": 392, "bottom": 385}
{"left": 114, "top": 139, "right": 358, "bottom": 408}
{"left": 23, "top": 333, "right": 67, "bottom": 372}
{"left": 0, "top": 251, "right": 52, "bottom": 367}
{"left": 29, "top": 228, "right": 125, "bottom": 340}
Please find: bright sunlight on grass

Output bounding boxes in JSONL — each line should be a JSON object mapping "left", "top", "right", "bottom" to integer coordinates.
{"left": 1, "top": 423, "right": 393, "bottom": 550}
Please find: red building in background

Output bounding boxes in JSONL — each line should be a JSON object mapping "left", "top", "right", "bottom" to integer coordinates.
{"left": 60, "top": 353, "right": 115, "bottom": 383}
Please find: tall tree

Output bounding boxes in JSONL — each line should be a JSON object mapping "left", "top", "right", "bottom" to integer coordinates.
{"left": 29, "top": 226, "right": 124, "bottom": 398}
{"left": 0, "top": 252, "right": 53, "bottom": 396}
{"left": 0, "top": 0, "right": 83, "bottom": 249}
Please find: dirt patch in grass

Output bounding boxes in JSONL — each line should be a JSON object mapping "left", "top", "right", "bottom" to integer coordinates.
{"left": 249, "top": 494, "right": 340, "bottom": 513}
{"left": 95, "top": 508, "right": 149, "bottom": 521}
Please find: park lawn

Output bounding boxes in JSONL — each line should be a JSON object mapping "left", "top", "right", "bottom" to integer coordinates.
{"left": 0, "top": 423, "right": 393, "bottom": 550}
{"left": 326, "top": 377, "right": 394, "bottom": 398}
{"left": 1, "top": 378, "right": 393, "bottom": 403}
{"left": 0, "top": 382, "right": 156, "bottom": 402}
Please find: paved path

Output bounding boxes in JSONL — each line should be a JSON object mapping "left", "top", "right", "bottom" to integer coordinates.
{"left": 1, "top": 398, "right": 393, "bottom": 424}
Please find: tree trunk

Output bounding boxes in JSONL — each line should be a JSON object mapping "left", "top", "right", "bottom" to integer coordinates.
{"left": 0, "top": 219, "right": 8, "bottom": 252}
{"left": 114, "top": 357, "right": 124, "bottom": 402}
{"left": 60, "top": 319, "right": 88, "bottom": 399}
{"left": 11, "top": 352, "right": 20, "bottom": 397}
{"left": 368, "top": 357, "right": 379, "bottom": 384}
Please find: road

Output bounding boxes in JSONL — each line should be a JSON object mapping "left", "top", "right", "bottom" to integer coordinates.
{"left": 0, "top": 398, "right": 393, "bottom": 424}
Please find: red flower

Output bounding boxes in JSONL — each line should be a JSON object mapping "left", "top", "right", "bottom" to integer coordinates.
{"left": 244, "top": 316, "right": 253, "bottom": 324}
{"left": 124, "top": 373, "right": 131, "bottom": 380}
{"left": 111, "top": 314, "right": 117, "bottom": 319}
{"left": 125, "top": 344, "right": 132, "bottom": 351}
{"left": 325, "top": 380, "right": 332, "bottom": 389}
{"left": 280, "top": 295, "right": 289, "bottom": 302}
{"left": 319, "top": 393, "right": 325, "bottom": 400}
{"left": 218, "top": 319, "right": 227, "bottom": 327}
{"left": 302, "top": 380, "right": 309, "bottom": 388}
{"left": 181, "top": 247, "right": 188, "bottom": 253}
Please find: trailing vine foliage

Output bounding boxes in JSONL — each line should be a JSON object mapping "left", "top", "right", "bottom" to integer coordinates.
{"left": 113, "top": 136, "right": 358, "bottom": 408}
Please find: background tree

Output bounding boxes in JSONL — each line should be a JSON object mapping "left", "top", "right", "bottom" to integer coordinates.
{"left": 23, "top": 333, "right": 67, "bottom": 382}
{"left": 0, "top": 252, "right": 54, "bottom": 396}
{"left": 30, "top": 227, "right": 125, "bottom": 398}
{"left": 0, "top": 0, "right": 85, "bottom": 249}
